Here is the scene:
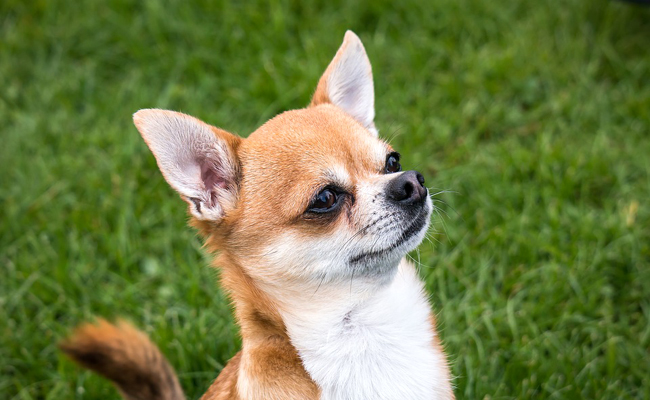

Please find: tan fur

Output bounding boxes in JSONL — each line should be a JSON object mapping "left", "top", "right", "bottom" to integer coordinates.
{"left": 199, "top": 254, "right": 320, "bottom": 399}
{"left": 62, "top": 31, "right": 454, "bottom": 399}
{"left": 60, "top": 319, "right": 184, "bottom": 400}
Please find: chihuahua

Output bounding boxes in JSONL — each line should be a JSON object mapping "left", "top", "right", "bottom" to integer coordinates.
{"left": 61, "top": 31, "right": 454, "bottom": 400}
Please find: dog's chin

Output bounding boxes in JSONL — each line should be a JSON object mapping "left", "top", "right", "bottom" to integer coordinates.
{"left": 348, "top": 208, "right": 431, "bottom": 280}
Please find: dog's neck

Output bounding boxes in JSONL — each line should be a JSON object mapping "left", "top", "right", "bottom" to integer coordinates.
{"left": 221, "top": 255, "right": 452, "bottom": 400}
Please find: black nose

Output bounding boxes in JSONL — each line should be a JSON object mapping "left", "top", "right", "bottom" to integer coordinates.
{"left": 386, "top": 170, "right": 426, "bottom": 205}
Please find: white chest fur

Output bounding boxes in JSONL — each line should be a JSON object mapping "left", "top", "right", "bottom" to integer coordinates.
{"left": 280, "top": 260, "right": 452, "bottom": 400}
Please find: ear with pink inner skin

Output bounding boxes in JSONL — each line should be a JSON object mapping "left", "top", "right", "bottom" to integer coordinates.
{"left": 133, "top": 109, "right": 241, "bottom": 221}
{"left": 311, "top": 30, "right": 378, "bottom": 136}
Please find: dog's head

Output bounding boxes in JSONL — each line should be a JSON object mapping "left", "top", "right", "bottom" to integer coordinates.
{"left": 134, "top": 31, "right": 432, "bottom": 293}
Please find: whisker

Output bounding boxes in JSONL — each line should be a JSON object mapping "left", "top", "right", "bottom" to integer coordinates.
{"left": 429, "top": 190, "right": 458, "bottom": 198}
{"left": 311, "top": 273, "right": 327, "bottom": 298}
{"left": 427, "top": 187, "right": 463, "bottom": 220}
{"left": 381, "top": 123, "right": 404, "bottom": 143}
{"left": 431, "top": 207, "right": 452, "bottom": 242}
{"left": 407, "top": 252, "right": 432, "bottom": 270}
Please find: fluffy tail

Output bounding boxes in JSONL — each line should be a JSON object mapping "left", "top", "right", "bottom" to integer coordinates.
{"left": 60, "top": 319, "right": 185, "bottom": 400}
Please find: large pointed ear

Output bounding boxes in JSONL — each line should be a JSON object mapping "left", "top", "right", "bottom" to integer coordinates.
{"left": 310, "top": 30, "right": 377, "bottom": 136}
{"left": 133, "top": 109, "right": 241, "bottom": 221}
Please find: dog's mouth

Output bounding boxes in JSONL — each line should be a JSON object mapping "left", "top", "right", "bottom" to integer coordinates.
{"left": 349, "top": 209, "right": 428, "bottom": 266}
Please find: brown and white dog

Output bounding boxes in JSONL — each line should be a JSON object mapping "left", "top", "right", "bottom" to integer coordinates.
{"left": 61, "top": 31, "right": 455, "bottom": 400}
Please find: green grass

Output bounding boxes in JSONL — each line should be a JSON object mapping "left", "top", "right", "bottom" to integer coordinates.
{"left": 2, "top": 0, "right": 649, "bottom": 398}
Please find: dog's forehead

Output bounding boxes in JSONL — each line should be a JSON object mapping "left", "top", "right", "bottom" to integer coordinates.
{"left": 234, "top": 105, "right": 391, "bottom": 221}
{"left": 242, "top": 105, "right": 388, "bottom": 172}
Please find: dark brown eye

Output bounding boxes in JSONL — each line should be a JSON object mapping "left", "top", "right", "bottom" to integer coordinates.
{"left": 309, "top": 188, "right": 337, "bottom": 212}
{"left": 385, "top": 153, "right": 401, "bottom": 173}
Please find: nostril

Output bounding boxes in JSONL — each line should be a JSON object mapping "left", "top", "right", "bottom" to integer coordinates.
{"left": 416, "top": 172, "right": 425, "bottom": 187}
{"left": 403, "top": 181, "right": 414, "bottom": 200}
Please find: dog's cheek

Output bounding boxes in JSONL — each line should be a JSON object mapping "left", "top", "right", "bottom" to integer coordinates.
{"left": 253, "top": 230, "right": 357, "bottom": 284}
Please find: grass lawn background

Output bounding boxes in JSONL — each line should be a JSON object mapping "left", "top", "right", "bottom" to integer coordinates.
{"left": 2, "top": 0, "right": 649, "bottom": 398}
